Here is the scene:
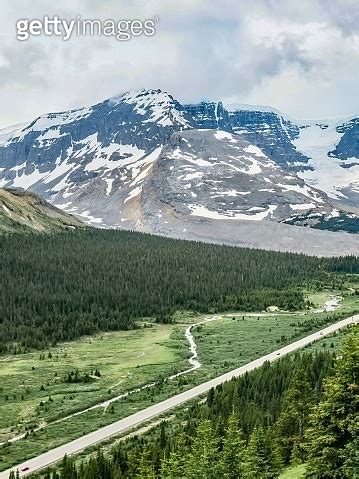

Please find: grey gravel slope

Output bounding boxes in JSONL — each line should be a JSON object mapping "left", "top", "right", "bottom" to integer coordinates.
{"left": 136, "top": 206, "right": 359, "bottom": 257}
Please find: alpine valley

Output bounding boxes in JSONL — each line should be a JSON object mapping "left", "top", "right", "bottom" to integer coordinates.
{"left": 0, "top": 89, "right": 358, "bottom": 255}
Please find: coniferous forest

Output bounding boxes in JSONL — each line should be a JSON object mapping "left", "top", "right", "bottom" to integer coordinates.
{"left": 32, "top": 328, "right": 358, "bottom": 479}
{"left": 1, "top": 229, "right": 357, "bottom": 352}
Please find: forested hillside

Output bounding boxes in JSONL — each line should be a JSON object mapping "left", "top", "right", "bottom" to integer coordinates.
{"left": 34, "top": 328, "right": 358, "bottom": 479}
{"left": 0, "top": 229, "right": 358, "bottom": 352}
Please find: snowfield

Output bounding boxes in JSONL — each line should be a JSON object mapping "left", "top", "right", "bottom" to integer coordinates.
{"left": 294, "top": 119, "right": 359, "bottom": 199}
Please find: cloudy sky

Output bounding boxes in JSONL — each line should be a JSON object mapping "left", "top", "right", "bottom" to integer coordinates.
{"left": 1, "top": 0, "right": 359, "bottom": 128}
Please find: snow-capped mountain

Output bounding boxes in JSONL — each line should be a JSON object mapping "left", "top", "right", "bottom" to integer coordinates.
{"left": 0, "top": 88, "right": 358, "bottom": 250}
{"left": 0, "top": 89, "right": 194, "bottom": 224}
{"left": 183, "top": 102, "right": 359, "bottom": 206}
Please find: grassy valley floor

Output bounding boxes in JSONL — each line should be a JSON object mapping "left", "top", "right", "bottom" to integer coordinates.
{"left": 1, "top": 285, "right": 358, "bottom": 472}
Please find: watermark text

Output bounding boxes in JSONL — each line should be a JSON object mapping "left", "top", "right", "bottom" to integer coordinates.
{"left": 16, "top": 16, "right": 158, "bottom": 41}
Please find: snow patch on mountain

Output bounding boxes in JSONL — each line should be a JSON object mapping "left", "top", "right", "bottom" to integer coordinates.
{"left": 0, "top": 123, "right": 29, "bottom": 147}
{"left": 124, "top": 185, "right": 142, "bottom": 204}
{"left": 78, "top": 210, "right": 103, "bottom": 224}
{"left": 290, "top": 203, "right": 316, "bottom": 210}
{"left": 189, "top": 203, "right": 278, "bottom": 221}
{"left": 277, "top": 182, "right": 324, "bottom": 204}
{"left": 223, "top": 102, "right": 285, "bottom": 116}
{"left": 7, "top": 168, "right": 48, "bottom": 190}
{"left": 244, "top": 145, "right": 267, "bottom": 157}
{"left": 214, "top": 130, "right": 235, "bottom": 141}
{"left": 9, "top": 108, "right": 93, "bottom": 144}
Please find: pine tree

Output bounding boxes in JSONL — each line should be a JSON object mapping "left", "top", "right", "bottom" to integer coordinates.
{"left": 306, "top": 330, "right": 359, "bottom": 478}
{"left": 136, "top": 446, "right": 156, "bottom": 478}
{"left": 218, "top": 413, "right": 246, "bottom": 478}
{"left": 243, "top": 426, "right": 280, "bottom": 478}
{"left": 127, "top": 447, "right": 141, "bottom": 478}
{"left": 60, "top": 455, "right": 77, "bottom": 479}
{"left": 82, "top": 457, "right": 99, "bottom": 479}
{"left": 160, "top": 432, "right": 188, "bottom": 478}
{"left": 186, "top": 420, "right": 219, "bottom": 479}
{"left": 275, "top": 367, "right": 315, "bottom": 464}
{"left": 112, "top": 445, "right": 129, "bottom": 476}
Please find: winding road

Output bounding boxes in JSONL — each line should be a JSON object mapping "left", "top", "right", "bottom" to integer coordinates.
{"left": 2, "top": 313, "right": 357, "bottom": 479}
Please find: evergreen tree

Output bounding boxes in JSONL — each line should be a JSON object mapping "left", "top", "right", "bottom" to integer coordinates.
{"left": 126, "top": 447, "right": 141, "bottom": 478}
{"left": 306, "top": 330, "right": 359, "bottom": 478}
{"left": 112, "top": 445, "right": 129, "bottom": 476}
{"left": 186, "top": 420, "right": 219, "bottom": 478}
{"left": 82, "top": 457, "right": 99, "bottom": 479}
{"left": 243, "top": 426, "right": 280, "bottom": 478}
{"left": 275, "top": 367, "right": 315, "bottom": 464}
{"left": 218, "top": 413, "right": 246, "bottom": 478}
{"left": 136, "top": 446, "right": 156, "bottom": 478}
{"left": 60, "top": 455, "right": 77, "bottom": 479}
{"left": 160, "top": 432, "right": 188, "bottom": 478}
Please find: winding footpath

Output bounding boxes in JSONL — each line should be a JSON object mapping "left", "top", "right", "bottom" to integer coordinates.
{"left": 2, "top": 313, "right": 357, "bottom": 479}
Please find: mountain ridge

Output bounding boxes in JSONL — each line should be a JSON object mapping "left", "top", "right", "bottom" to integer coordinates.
{"left": 0, "top": 187, "right": 83, "bottom": 233}
{"left": 0, "top": 88, "right": 358, "bottom": 252}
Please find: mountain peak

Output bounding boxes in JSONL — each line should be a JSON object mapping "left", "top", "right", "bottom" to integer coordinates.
{"left": 109, "top": 88, "right": 192, "bottom": 127}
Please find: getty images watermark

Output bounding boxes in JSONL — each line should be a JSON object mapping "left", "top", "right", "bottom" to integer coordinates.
{"left": 16, "top": 15, "right": 158, "bottom": 41}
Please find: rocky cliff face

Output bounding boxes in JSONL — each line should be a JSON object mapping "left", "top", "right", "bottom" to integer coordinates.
{"left": 331, "top": 117, "right": 359, "bottom": 160}
{"left": 183, "top": 102, "right": 310, "bottom": 170}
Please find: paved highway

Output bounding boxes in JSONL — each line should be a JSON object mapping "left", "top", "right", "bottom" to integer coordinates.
{"left": 1, "top": 314, "right": 357, "bottom": 478}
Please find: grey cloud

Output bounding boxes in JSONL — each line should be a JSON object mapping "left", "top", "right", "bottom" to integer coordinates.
{"left": 0, "top": 43, "right": 47, "bottom": 88}
{"left": 0, "top": 0, "right": 358, "bottom": 127}
{"left": 319, "top": 0, "right": 359, "bottom": 35}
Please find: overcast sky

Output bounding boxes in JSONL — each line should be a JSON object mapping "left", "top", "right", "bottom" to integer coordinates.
{"left": 1, "top": 0, "right": 359, "bottom": 128}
